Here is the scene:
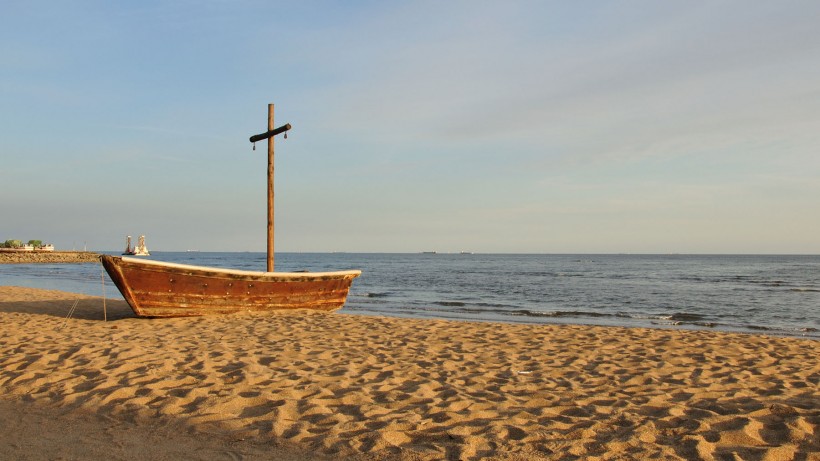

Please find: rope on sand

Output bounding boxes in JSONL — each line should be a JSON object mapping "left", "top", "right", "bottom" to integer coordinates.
{"left": 59, "top": 261, "right": 109, "bottom": 328}
{"left": 60, "top": 299, "right": 81, "bottom": 329}
{"left": 101, "top": 262, "right": 107, "bottom": 322}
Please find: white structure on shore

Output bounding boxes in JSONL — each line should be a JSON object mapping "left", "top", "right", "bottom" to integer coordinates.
{"left": 124, "top": 235, "right": 150, "bottom": 256}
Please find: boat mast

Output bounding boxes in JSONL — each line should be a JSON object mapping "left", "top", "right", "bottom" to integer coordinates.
{"left": 249, "top": 104, "right": 291, "bottom": 272}
{"left": 267, "top": 104, "right": 275, "bottom": 272}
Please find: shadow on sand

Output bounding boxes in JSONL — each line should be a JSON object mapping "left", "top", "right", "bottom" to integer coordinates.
{"left": 0, "top": 297, "right": 135, "bottom": 321}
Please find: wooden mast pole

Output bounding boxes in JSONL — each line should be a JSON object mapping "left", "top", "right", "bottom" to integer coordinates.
{"left": 267, "top": 103, "right": 275, "bottom": 272}
{"left": 248, "top": 105, "right": 291, "bottom": 273}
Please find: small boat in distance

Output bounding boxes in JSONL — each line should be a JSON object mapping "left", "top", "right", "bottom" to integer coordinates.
{"left": 123, "top": 235, "right": 150, "bottom": 256}
{"left": 102, "top": 104, "right": 360, "bottom": 317}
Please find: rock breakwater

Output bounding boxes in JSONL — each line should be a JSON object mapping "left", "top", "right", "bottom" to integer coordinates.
{"left": 0, "top": 251, "right": 101, "bottom": 264}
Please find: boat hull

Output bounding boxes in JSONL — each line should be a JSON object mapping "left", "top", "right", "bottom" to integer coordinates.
{"left": 100, "top": 255, "right": 361, "bottom": 317}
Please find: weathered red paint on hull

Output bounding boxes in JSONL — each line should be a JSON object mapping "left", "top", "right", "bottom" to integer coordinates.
{"left": 100, "top": 255, "right": 361, "bottom": 317}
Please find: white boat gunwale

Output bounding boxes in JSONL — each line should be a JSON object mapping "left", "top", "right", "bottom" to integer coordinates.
{"left": 119, "top": 256, "right": 362, "bottom": 278}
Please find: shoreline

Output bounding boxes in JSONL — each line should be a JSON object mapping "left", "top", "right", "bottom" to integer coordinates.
{"left": 1, "top": 286, "right": 818, "bottom": 460}
{"left": 2, "top": 252, "right": 816, "bottom": 339}
{"left": 0, "top": 251, "right": 101, "bottom": 264}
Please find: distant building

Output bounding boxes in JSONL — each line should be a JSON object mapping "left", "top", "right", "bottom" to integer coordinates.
{"left": 0, "top": 241, "right": 55, "bottom": 252}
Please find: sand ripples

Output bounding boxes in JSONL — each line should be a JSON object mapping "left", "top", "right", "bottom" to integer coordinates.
{"left": 1, "top": 287, "right": 818, "bottom": 460}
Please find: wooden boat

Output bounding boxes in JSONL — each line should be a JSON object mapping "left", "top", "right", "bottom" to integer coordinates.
{"left": 102, "top": 104, "right": 361, "bottom": 317}
{"left": 100, "top": 255, "right": 360, "bottom": 317}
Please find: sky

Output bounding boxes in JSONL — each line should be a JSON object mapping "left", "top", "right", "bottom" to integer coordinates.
{"left": 2, "top": 1, "right": 819, "bottom": 254}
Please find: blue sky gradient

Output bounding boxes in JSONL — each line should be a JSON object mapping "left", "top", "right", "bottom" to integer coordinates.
{"left": 2, "top": 1, "right": 819, "bottom": 253}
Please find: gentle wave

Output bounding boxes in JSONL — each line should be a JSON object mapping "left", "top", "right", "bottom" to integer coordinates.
{"left": 357, "top": 299, "right": 819, "bottom": 337}
{"left": 666, "top": 313, "right": 707, "bottom": 322}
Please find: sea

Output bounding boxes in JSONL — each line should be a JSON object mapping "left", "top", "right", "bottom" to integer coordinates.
{"left": 1, "top": 252, "right": 818, "bottom": 339}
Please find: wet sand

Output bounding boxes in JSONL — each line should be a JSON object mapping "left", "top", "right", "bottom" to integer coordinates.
{"left": 1, "top": 286, "right": 818, "bottom": 460}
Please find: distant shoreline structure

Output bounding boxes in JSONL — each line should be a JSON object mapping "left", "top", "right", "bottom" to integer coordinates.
{"left": 0, "top": 247, "right": 54, "bottom": 253}
{"left": 0, "top": 251, "right": 101, "bottom": 264}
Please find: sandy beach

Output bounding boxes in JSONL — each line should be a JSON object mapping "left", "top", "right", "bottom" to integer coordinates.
{"left": 1, "top": 286, "right": 817, "bottom": 460}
